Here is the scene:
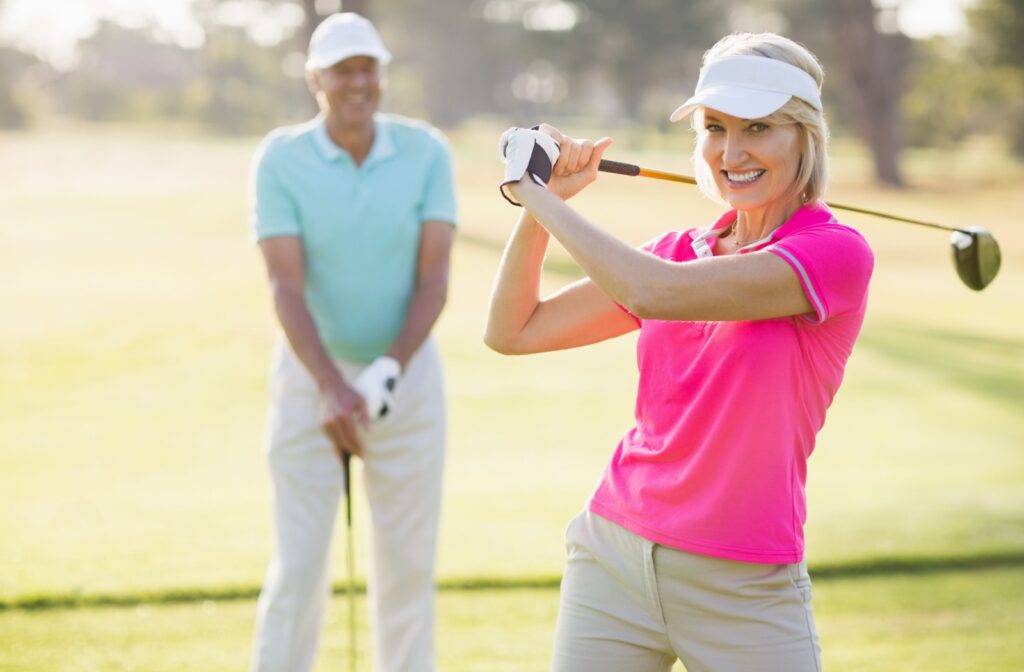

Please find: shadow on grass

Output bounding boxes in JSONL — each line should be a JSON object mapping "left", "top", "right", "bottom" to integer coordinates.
{"left": 854, "top": 324, "right": 1024, "bottom": 409}
{"left": 5, "top": 551, "right": 1024, "bottom": 613}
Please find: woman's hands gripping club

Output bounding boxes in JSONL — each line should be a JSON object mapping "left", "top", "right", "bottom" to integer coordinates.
{"left": 498, "top": 124, "right": 612, "bottom": 203}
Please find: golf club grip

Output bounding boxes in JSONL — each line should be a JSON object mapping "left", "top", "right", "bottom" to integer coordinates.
{"left": 598, "top": 159, "right": 641, "bottom": 177}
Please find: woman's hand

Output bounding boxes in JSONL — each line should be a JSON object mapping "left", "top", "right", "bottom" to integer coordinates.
{"left": 537, "top": 123, "right": 613, "bottom": 200}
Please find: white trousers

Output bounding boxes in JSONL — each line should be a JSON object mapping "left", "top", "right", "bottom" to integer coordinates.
{"left": 252, "top": 337, "right": 446, "bottom": 672}
{"left": 553, "top": 510, "right": 822, "bottom": 672}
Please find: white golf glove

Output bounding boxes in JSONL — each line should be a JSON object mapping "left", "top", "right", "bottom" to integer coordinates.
{"left": 498, "top": 126, "right": 560, "bottom": 206}
{"left": 353, "top": 356, "right": 401, "bottom": 421}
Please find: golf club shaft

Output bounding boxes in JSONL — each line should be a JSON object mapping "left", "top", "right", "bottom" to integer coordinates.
{"left": 342, "top": 452, "right": 356, "bottom": 672}
{"left": 597, "top": 159, "right": 965, "bottom": 234}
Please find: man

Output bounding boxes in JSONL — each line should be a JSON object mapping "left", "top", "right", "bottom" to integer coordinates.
{"left": 248, "top": 13, "right": 456, "bottom": 672}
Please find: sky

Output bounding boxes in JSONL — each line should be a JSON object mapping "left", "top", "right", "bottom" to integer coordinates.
{"left": 0, "top": 0, "right": 977, "bottom": 70}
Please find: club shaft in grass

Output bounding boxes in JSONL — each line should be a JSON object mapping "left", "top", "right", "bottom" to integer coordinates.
{"left": 597, "top": 159, "right": 966, "bottom": 234}
{"left": 342, "top": 452, "right": 356, "bottom": 672}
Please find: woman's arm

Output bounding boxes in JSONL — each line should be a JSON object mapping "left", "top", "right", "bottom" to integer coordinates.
{"left": 484, "top": 209, "right": 638, "bottom": 355}
{"left": 509, "top": 180, "right": 813, "bottom": 322}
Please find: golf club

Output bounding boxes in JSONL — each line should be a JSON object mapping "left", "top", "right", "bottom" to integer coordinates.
{"left": 597, "top": 158, "right": 1002, "bottom": 291}
{"left": 342, "top": 452, "right": 357, "bottom": 672}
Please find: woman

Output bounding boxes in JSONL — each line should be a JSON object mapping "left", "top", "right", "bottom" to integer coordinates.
{"left": 486, "top": 33, "right": 873, "bottom": 672}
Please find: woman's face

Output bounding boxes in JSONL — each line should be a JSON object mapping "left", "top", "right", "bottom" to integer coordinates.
{"left": 698, "top": 108, "right": 802, "bottom": 214}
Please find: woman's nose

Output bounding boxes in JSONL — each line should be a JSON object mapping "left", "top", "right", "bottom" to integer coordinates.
{"left": 722, "top": 133, "right": 748, "bottom": 166}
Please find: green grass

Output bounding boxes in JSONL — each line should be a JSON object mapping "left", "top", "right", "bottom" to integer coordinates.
{"left": 1, "top": 567, "right": 1022, "bottom": 671}
{"left": 0, "top": 125, "right": 1022, "bottom": 668}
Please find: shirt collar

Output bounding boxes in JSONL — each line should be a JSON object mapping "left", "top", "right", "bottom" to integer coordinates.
{"left": 770, "top": 201, "right": 836, "bottom": 239}
{"left": 311, "top": 115, "right": 395, "bottom": 167}
{"left": 689, "top": 202, "right": 837, "bottom": 253}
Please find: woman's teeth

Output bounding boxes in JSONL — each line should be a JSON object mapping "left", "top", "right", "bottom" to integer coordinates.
{"left": 726, "top": 169, "right": 765, "bottom": 183}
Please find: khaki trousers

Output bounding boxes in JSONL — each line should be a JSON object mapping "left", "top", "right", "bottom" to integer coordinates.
{"left": 552, "top": 510, "right": 822, "bottom": 672}
{"left": 252, "top": 338, "right": 445, "bottom": 672}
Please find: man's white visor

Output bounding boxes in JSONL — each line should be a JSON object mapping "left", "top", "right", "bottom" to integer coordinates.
{"left": 670, "top": 55, "right": 822, "bottom": 122}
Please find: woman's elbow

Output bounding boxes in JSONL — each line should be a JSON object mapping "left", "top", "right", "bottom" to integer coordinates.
{"left": 483, "top": 328, "right": 521, "bottom": 355}
{"left": 620, "top": 286, "right": 658, "bottom": 321}
{"left": 623, "top": 286, "right": 690, "bottom": 321}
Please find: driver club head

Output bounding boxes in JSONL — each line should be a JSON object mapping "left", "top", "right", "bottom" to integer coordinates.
{"left": 950, "top": 227, "right": 1001, "bottom": 291}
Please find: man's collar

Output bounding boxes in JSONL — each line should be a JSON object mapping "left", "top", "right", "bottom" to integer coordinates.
{"left": 311, "top": 115, "right": 395, "bottom": 166}
{"left": 364, "top": 116, "right": 395, "bottom": 167}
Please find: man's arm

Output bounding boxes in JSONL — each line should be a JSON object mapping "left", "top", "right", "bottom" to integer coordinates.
{"left": 384, "top": 220, "right": 455, "bottom": 369}
{"left": 259, "top": 236, "right": 367, "bottom": 457}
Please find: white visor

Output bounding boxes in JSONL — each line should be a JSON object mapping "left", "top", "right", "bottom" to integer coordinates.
{"left": 670, "top": 55, "right": 822, "bottom": 122}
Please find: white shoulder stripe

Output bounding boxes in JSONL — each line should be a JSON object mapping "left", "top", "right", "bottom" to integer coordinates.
{"left": 771, "top": 246, "right": 827, "bottom": 322}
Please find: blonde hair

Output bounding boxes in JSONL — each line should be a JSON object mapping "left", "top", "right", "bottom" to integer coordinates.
{"left": 690, "top": 33, "right": 830, "bottom": 205}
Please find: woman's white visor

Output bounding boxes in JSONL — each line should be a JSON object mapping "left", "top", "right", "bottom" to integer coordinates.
{"left": 670, "top": 55, "right": 822, "bottom": 121}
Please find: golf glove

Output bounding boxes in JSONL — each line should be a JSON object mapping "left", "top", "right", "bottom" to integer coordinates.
{"left": 354, "top": 356, "right": 401, "bottom": 421}
{"left": 498, "top": 126, "right": 560, "bottom": 206}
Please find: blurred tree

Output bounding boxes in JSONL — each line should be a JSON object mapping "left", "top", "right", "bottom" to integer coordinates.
{"left": 43, "top": 16, "right": 310, "bottom": 131}
{"left": 382, "top": 0, "right": 507, "bottom": 126}
{"left": 781, "top": 0, "right": 909, "bottom": 186}
{"left": 0, "top": 46, "right": 35, "bottom": 128}
{"left": 190, "top": 0, "right": 315, "bottom": 118}
{"left": 969, "top": 0, "right": 1024, "bottom": 156}
{"left": 902, "top": 38, "right": 976, "bottom": 148}
{"left": 970, "top": 0, "right": 1024, "bottom": 68}
{"left": 199, "top": 23, "right": 307, "bottom": 133}
{"left": 342, "top": 0, "right": 371, "bottom": 17}
{"left": 53, "top": 21, "right": 200, "bottom": 122}
{"left": 564, "top": 0, "right": 727, "bottom": 123}
{"left": 0, "top": 0, "right": 35, "bottom": 128}
{"left": 380, "top": 0, "right": 728, "bottom": 128}
{"left": 298, "top": 0, "right": 318, "bottom": 49}
{"left": 192, "top": 0, "right": 374, "bottom": 122}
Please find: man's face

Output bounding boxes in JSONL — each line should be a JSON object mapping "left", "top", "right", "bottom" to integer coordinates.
{"left": 311, "top": 55, "right": 381, "bottom": 127}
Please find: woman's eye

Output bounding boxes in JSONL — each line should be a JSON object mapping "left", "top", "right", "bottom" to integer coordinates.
{"left": 748, "top": 123, "right": 769, "bottom": 133}
{"left": 705, "top": 124, "right": 724, "bottom": 133}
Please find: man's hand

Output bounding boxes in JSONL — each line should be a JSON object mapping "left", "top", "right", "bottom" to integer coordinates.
{"left": 498, "top": 126, "right": 561, "bottom": 206}
{"left": 318, "top": 375, "right": 369, "bottom": 459}
{"left": 353, "top": 356, "right": 401, "bottom": 421}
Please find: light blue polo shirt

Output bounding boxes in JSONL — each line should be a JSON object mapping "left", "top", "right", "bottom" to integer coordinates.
{"left": 250, "top": 114, "right": 457, "bottom": 362}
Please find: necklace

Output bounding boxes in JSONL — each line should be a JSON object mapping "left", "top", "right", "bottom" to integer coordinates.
{"left": 724, "top": 218, "right": 770, "bottom": 246}
{"left": 723, "top": 219, "right": 763, "bottom": 247}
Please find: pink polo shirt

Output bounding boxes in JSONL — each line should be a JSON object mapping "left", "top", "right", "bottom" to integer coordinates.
{"left": 589, "top": 203, "right": 873, "bottom": 564}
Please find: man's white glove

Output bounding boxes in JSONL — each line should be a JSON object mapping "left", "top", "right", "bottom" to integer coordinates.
{"left": 498, "top": 126, "right": 560, "bottom": 206}
{"left": 354, "top": 356, "right": 401, "bottom": 421}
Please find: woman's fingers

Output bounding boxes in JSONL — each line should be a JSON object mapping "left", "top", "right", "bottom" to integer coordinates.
{"left": 574, "top": 140, "right": 595, "bottom": 173}
{"left": 558, "top": 137, "right": 603, "bottom": 176}
{"left": 586, "top": 137, "right": 614, "bottom": 172}
{"left": 554, "top": 138, "right": 576, "bottom": 176}
{"left": 536, "top": 124, "right": 601, "bottom": 176}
